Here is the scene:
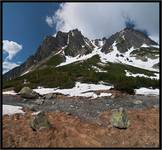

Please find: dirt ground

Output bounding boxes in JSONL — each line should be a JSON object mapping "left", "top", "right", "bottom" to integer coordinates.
{"left": 2, "top": 107, "right": 159, "bottom": 148}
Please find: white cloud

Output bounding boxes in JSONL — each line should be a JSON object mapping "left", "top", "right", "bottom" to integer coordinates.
{"left": 3, "top": 61, "right": 19, "bottom": 74}
{"left": 50, "top": 3, "right": 159, "bottom": 41}
{"left": 46, "top": 16, "right": 55, "bottom": 27}
{"left": 3, "top": 40, "right": 22, "bottom": 60}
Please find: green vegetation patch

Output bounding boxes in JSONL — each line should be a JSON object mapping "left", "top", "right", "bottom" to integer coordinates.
{"left": 3, "top": 54, "right": 159, "bottom": 94}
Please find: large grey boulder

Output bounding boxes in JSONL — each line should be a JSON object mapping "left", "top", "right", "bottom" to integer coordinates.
{"left": 111, "top": 107, "right": 130, "bottom": 129}
{"left": 19, "top": 87, "right": 38, "bottom": 99}
{"left": 30, "top": 111, "right": 51, "bottom": 131}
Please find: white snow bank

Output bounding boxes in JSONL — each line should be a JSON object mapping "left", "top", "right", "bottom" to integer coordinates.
{"left": 21, "top": 70, "right": 30, "bottom": 76}
{"left": 33, "top": 82, "right": 113, "bottom": 98}
{"left": 3, "top": 105, "right": 25, "bottom": 115}
{"left": 33, "top": 87, "right": 58, "bottom": 95}
{"left": 99, "top": 93, "right": 112, "bottom": 97}
{"left": 125, "top": 70, "right": 159, "bottom": 79}
{"left": 91, "top": 65, "right": 107, "bottom": 72}
{"left": 3, "top": 90, "right": 17, "bottom": 95}
{"left": 135, "top": 88, "right": 159, "bottom": 96}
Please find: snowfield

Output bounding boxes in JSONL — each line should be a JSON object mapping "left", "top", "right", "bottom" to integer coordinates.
{"left": 3, "top": 105, "right": 25, "bottom": 115}
{"left": 135, "top": 88, "right": 159, "bottom": 96}
{"left": 33, "top": 82, "right": 113, "bottom": 98}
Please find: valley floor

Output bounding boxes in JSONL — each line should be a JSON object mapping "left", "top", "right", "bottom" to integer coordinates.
{"left": 2, "top": 94, "right": 160, "bottom": 148}
{"left": 3, "top": 107, "right": 159, "bottom": 148}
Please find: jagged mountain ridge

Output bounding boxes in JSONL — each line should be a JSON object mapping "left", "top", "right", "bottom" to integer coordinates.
{"left": 3, "top": 29, "right": 94, "bottom": 80}
{"left": 3, "top": 28, "right": 159, "bottom": 81}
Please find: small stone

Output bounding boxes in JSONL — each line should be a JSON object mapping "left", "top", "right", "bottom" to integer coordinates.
{"left": 35, "top": 99, "right": 44, "bottom": 105}
{"left": 111, "top": 95, "right": 115, "bottom": 99}
{"left": 153, "top": 105, "right": 159, "bottom": 108}
{"left": 55, "top": 110, "right": 60, "bottom": 113}
{"left": 65, "top": 112, "right": 71, "bottom": 115}
{"left": 106, "top": 104, "right": 109, "bottom": 106}
{"left": 44, "top": 93, "right": 54, "bottom": 99}
{"left": 70, "top": 105, "right": 74, "bottom": 108}
{"left": 52, "top": 101, "right": 55, "bottom": 104}
{"left": 23, "top": 99, "right": 27, "bottom": 102}
{"left": 97, "top": 111, "right": 100, "bottom": 114}
{"left": 133, "top": 100, "right": 143, "bottom": 105}
{"left": 14, "top": 114, "right": 20, "bottom": 120}
{"left": 111, "top": 107, "right": 130, "bottom": 129}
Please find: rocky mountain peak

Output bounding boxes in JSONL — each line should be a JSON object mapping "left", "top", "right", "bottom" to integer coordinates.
{"left": 101, "top": 28, "right": 158, "bottom": 53}
{"left": 62, "top": 29, "right": 94, "bottom": 57}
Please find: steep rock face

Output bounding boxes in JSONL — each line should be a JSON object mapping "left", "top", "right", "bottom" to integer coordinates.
{"left": 3, "top": 65, "right": 24, "bottom": 81}
{"left": 101, "top": 28, "right": 157, "bottom": 53}
{"left": 3, "top": 35, "right": 63, "bottom": 80}
{"left": 64, "top": 29, "right": 94, "bottom": 57}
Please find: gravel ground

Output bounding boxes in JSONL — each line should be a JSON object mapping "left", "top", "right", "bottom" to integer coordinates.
{"left": 3, "top": 94, "right": 159, "bottom": 122}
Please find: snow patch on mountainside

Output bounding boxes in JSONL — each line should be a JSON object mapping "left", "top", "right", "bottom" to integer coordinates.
{"left": 141, "top": 43, "right": 159, "bottom": 48}
{"left": 21, "top": 70, "right": 30, "bottom": 76}
{"left": 125, "top": 70, "right": 159, "bottom": 79}
{"left": 98, "top": 40, "right": 104, "bottom": 47}
{"left": 56, "top": 48, "right": 99, "bottom": 67}
{"left": 135, "top": 88, "right": 159, "bottom": 96}
{"left": 91, "top": 66, "right": 107, "bottom": 72}
{"left": 33, "top": 82, "right": 113, "bottom": 98}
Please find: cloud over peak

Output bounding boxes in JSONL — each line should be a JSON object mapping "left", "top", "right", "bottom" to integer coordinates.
{"left": 3, "top": 40, "right": 22, "bottom": 60}
{"left": 47, "top": 3, "right": 159, "bottom": 41}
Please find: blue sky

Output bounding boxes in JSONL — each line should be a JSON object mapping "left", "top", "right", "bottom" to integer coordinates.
{"left": 3, "top": 2, "right": 159, "bottom": 74}
{"left": 3, "top": 3, "right": 60, "bottom": 73}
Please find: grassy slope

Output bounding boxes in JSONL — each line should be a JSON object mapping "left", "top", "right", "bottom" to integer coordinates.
{"left": 3, "top": 54, "right": 159, "bottom": 94}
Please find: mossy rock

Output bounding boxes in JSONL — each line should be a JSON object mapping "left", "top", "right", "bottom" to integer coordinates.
{"left": 30, "top": 111, "right": 51, "bottom": 131}
{"left": 111, "top": 107, "right": 130, "bottom": 129}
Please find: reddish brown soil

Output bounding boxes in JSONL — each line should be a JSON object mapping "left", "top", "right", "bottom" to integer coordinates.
{"left": 3, "top": 108, "right": 159, "bottom": 148}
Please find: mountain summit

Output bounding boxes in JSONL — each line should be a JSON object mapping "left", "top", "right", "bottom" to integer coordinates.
{"left": 101, "top": 27, "right": 157, "bottom": 53}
